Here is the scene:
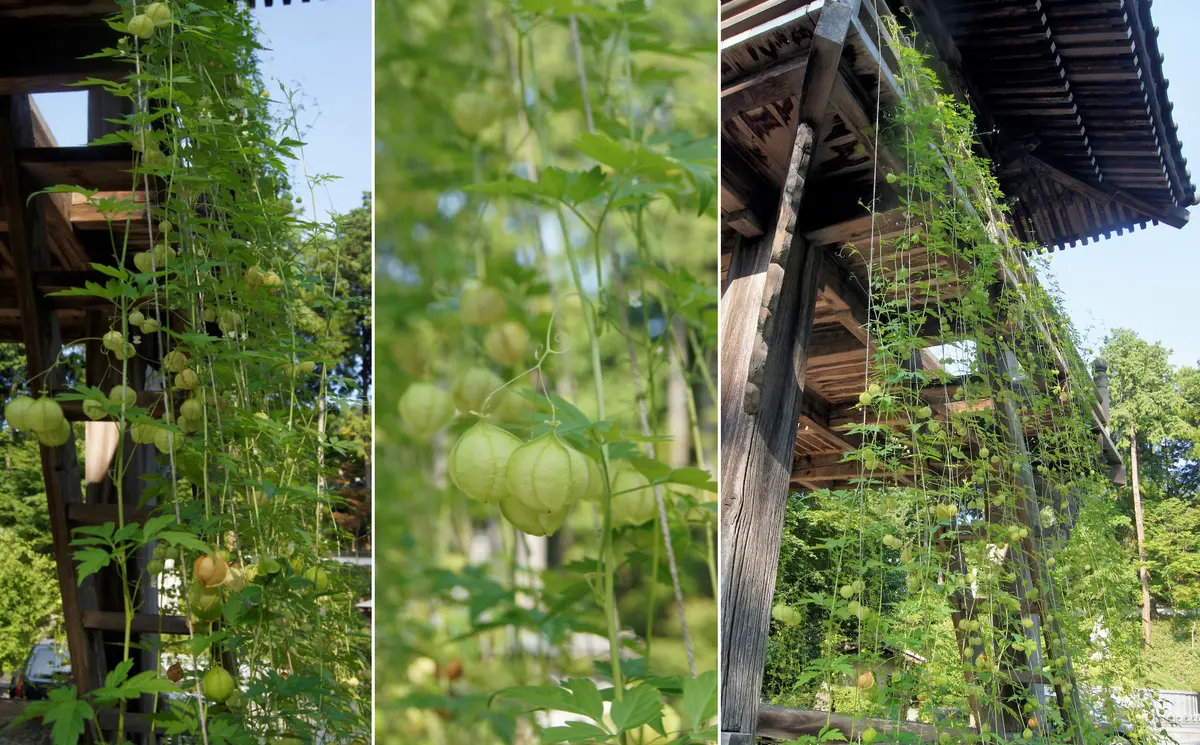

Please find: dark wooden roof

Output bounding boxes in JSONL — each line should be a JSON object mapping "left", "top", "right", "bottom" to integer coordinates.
{"left": 720, "top": 0, "right": 1126, "bottom": 490}
{"left": 909, "top": 0, "right": 1195, "bottom": 249}
{"left": 721, "top": 0, "right": 1194, "bottom": 253}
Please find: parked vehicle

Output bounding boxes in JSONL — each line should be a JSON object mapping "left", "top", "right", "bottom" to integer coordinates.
{"left": 11, "top": 642, "right": 70, "bottom": 700}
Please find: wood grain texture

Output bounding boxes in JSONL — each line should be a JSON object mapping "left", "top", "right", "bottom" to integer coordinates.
{"left": 719, "top": 129, "right": 822, "bottom": 738}
{"left": 756, "top": 704, "right": 971, "bottom": 742}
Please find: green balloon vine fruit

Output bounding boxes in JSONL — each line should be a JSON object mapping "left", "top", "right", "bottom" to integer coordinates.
{"left": 398, "top": 382, "right": 455, "bottom": 441}
{"left": 202, "top": 666, "right": 235, "bottom": 703}
{"left": 610, "top": 463, "right": 657, "bottom": 527}
{"left": 449, "top": 422, "right": 522, "bottom": 504}
{"left": 505, "top": 432, "right": 589, "bottom": 512}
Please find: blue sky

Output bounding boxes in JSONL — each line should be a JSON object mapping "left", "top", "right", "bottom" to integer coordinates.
{"left": 33, "top": 0, "right": 371, "bottom": 220}
{"left": 1039, "top": 3, "right": 1200, "bottom": 369}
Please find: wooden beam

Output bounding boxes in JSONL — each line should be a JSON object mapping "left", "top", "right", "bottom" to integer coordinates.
{"left": 68, "top": 502, "right": 150, "bottom": 527}
{"left": 757, "top": 704, "right": 967, "bottom": 742}
{"left": 796, "top": 0, "right": 862, "bottom": 130}
{"left": 0, "top": 20, "right": 125, "bottom": 94}
{"left": 724, "top": 208, "right": 765, "bottom": 238}
{"left": 81, "top": 610, "right": 190, "bottom": 636}
{"left": 720, "top": 122, "right": 822, "bottom": 745}
{"left": 803, "top": 207, "right": 915, "bottom": 248}
{"left": 19, "top": 144, "right": 136, "bottom": 192}
{"left": 722, "top": 56, "right": 808, "bottom": 121}
{"left": 722, "top": 0, "right": 826, "bottom": 45}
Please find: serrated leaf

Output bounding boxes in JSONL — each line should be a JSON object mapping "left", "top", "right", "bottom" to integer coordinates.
{"left": 666, "top": 467, "right": 717, "bottom": 492}
{"left": 562, "top": 678, "right": 604, "bottom": 722}
{"left": 541, "top": 721, "right": 612, "bottom": 743}
{"left": 610, "top": 684, "right": 662, "bottom": 732}
{"left": 495, "top": 685, "right": 598, "bottom": 720}
{"left": 74, "top": 548, "right": 113, "bottom": 583}
{"left": 159, "top": 530, "right": 211, "bottom": 554}
{"left": 681, "top": 670, "right": 717, "bottom": 728}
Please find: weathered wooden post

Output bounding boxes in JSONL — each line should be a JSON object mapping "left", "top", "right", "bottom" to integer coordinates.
{"left": 718, "top": 2, "right": 861, "bottom": 741}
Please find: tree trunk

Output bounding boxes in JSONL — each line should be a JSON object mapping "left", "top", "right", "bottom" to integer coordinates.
{"left": 1131, "top": 426, "right": 1152, "bottom": 651}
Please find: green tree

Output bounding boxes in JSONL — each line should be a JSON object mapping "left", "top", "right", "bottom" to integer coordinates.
{"left": 0, "top": 529, "right": 61, "bottom": 673}
{"left": 1102, "top": 329, "right": 1195, "bottom": 645}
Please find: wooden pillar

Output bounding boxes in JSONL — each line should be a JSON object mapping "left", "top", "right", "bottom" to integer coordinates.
{"left": 718, "top": 3, "right": 861, "bottom": 740}
{"left": 718, "top": 126, "right": 821, "bottom": 743}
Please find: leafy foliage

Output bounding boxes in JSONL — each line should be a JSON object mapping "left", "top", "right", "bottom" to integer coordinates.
{"left": 762, "top": 23, "right": 1167, "bottom": 745}
{"left": 375, "top": 0, "right": 717, "bottom": 742}
{"left": 1, "top": 3, "right": 370, "bottom": 743}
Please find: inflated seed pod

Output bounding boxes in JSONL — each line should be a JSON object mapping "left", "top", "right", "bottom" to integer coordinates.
{"left": 130, "top": 422, "right": 157, "bottom": 445}
{"left": 180, "top": 398, "right": 203, "bottom": 421}
{"left": 175, "top": 369, "right": 200, "bottom": 390}
{"left": 610, "top": 463, "right": 657, "bottom": 527}
{"left": 26, "top": 397, "right": 65, "bottom": 434}
{"left": 505, "top": 432, "right": 589, "bottom": 512}
{"left": 483, "top": 322, "right": 530, "bottom": 367}
{"left": 499, "top": 492, "right": 569, "bottom": 537}
{"left": 83, "top": 399, "right": 108, "bottom": 421}
{"left": 398, "top": 383, "right": 455, "bottom": 441}
{"left": 4, "top": 395, "right": 34, "bottom": 431}
{"left": 448, "top": 422, "right": 521, "bottom": 504}
{"left": 163, "top": 350, "right": 189, "bottom": 373}
{"left": 582, "top": 453, "right": 606, "bottom": 502}
{"left": 460, "top": 283, "right": 508, "bottom": 327}
{"left": 108, "top": 385, "right": 138, "bottom": 408}
{"left": 153, "top": 427, "right": 180, "bottom": 454}
{"left": 452, "top": 367, "right": 504, "bottom": 415}
{"left": 36, "top": 418, "right": 71, "bottom": 447}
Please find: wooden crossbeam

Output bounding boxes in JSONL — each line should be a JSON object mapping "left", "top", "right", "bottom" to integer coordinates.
{"left": 757, "top": 704, "right": 966, "bottom": 742}
{"left": 82, "top": 610, "right": 190, "bottom": 636}
{"left": 722, "top": 55, "right": 808, "bottom": 121}
{"left": 19, "top": 144, "right": 136, "bottom": 192}
{"left": 0, "top": 20, "right": 125, "bottom": 94}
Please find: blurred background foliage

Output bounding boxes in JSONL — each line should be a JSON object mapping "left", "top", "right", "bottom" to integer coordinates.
{"left": 374, "top": 0, "right": 718, "bottom": 742}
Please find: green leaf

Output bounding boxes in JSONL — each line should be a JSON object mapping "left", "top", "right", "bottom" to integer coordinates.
{"left": 74, "top": 548, "right": 113, "bottom": 583}
{"left": 666, "top": 467, "right": 717, "bottom": 492}
{"left": 20, "top": 686, "right": 94, "bottom": 745}
{"left": 159, "top": 530, "right": 212, "bottom": 554}
{"left": 541, "top": 721, "right": 612, "bottom": 744}
{"left": 629, "top": 456, "right": 672, "bottom": 483}
{"left": 562, "top": 678, "right": 604, "bottom": 722}
{"left": 103, "top": 658, "right": 134, "bottom": 690}
{"left": 89, "top": 263, "right": 131, "bottom": 282}
{"left": 610, "top": 684, "right": 662, "bottom": 733}
{"left": 575, "top": 132, "right": 634, "bottom": 172}
{"left": 495, "top": 684, "right": 599, "bottom": 720}
{"left": 681, "top": 670, "right": 717, "bottom": 728}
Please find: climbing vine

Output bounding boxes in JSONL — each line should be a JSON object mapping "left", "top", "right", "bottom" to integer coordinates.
{"left": 3, "top": 2, "right": 370, "bottom": 743}
{"left": 375, "top": 0, "right": 718, "bottom": 743}
{"left": 766, "top": 22, "right": 1164, "bottom": 745}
